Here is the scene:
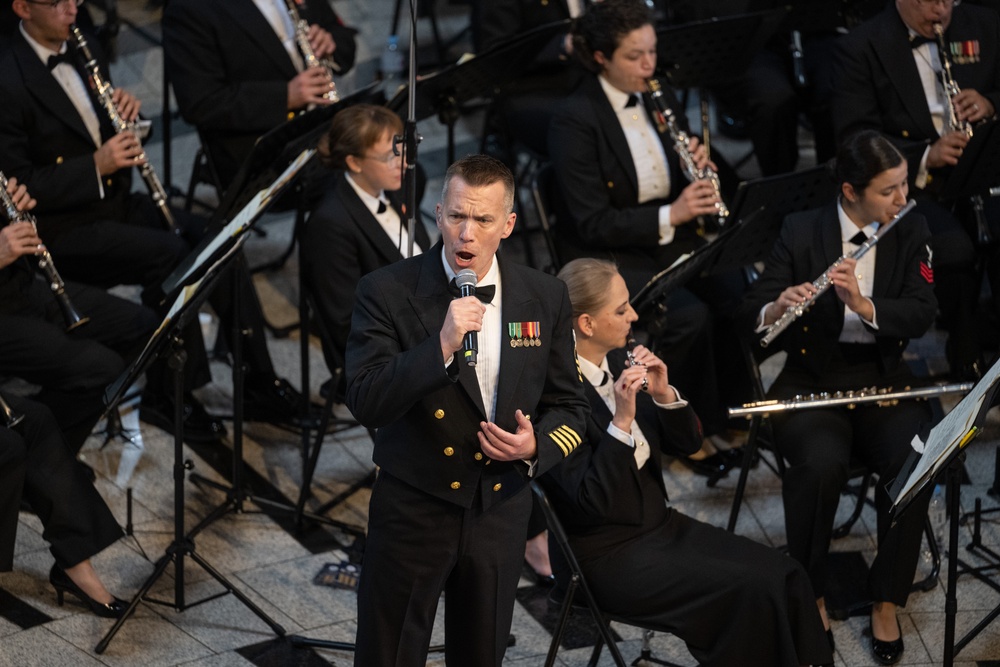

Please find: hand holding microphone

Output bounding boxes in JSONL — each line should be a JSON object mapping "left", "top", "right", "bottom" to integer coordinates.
{"left": 440, "top": 268, "right": 485, "bottom": 366}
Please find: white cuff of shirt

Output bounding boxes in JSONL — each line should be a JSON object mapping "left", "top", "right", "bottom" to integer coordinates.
{"left": 606, "top": 422, "right": 635, "bottom": 447}
{"left": 915, "top": 146, "right": 931, "bottom": 190}
{"left": 657, "top": 204, "right": 675, "bottom": 246}
{"left": 95, "top": 165, "right": 105, "bottom": 200}
{"left": 523, "top": 458, "right": 538, "bottom": 477}
{"left": 755, "top": 303, "right": 773, "bottom": 333}
{"left": 861, "top": 298, "right": 878, "bottom": 329}
{"left": 653, "top": 385, "right": 688, "bottom": 409}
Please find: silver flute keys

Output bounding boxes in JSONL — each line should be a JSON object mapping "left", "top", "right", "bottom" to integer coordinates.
{"left": 284, "top": 0, "right": 341, "bottom": 103}
{"left": 0, "top": 172, "right": 89, "bottom": 331}
{"left": 69, "top": 25, "right": 179, "bottom": 235}
{"left": 728, "top": 382, "right": 974, "bottom": 418}
{"left": 760, "top": 199, "right": 917, "bottom": 348}
{"left": 646, "top": 78, "right": 729, "bottom": 229}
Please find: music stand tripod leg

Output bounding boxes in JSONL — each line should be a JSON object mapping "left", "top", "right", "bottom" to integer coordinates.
{"left": 97, "top": 332, "right": 287, "bottom": 652}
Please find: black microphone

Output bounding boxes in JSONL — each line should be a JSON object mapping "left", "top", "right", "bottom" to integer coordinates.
{"left": 455, "top": 268, "right": 478, "bottom": 367}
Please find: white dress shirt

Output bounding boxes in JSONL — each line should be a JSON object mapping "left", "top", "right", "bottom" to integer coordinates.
{"left": 908, "top": 30, "right": 947, "bottom": 188}
{"left": 440, "top": 250, "right": 502, "bottom": 421}
{"left": 598, "top": 75, "right": 676, "bottom": 246}
{"left": 344, "top": 174, "right": 422, "bottom": 257}
{"left": 836, "top": 200, "right": 880, "bottom": 343}
{"left": 252, "top": 0, "right": 305, "bottom": 72}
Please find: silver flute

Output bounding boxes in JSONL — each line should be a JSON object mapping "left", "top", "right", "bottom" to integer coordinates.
{"left": 933, "top": 23, "right": 973, "bottom": 139}
{"left": 284, "top": 0, "right": 341, "bottom": 103}
{"left": 647, "top": 78, "right": 729, "bottom": 228}
{"left": 728, "top": 382, "right": 973, "bottom": 418}
{"left": 0, "top": 172, "right": 89, "bottom": 331}
{"left": 69, "top": 25, "right": 179, "bottom": 235}
{"left": 760, "top": 199, "right": 917, "bottom": 348}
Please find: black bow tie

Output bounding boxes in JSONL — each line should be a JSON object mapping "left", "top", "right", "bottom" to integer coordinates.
{"left": 448, "top": 279, "right": 496, "bottom": 304}
{"left": 624, "top": 94, "right": 640, "bottom": 108}
{"left": 848, "top": 231, "right": 868, "bottom": 245}
{"left": 376, "top": 199, "right": 387, "bottom": 214}
{"left": 47, "top": 51, "right": 74, "bottom": 70}
{"left": 910, "top": 35, "right": 934, "bottom": 49}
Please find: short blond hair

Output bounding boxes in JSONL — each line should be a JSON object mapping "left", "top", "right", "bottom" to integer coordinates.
{"left": 557, "top": 258, "right": 621, "bottom": 318}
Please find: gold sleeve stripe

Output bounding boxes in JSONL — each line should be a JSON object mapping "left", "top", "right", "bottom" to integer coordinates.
{"left": 556, "top": 424, "right": 581, "bottom": 446}
{"left": 548, "top": 425, "right": 582, "bottom": 457}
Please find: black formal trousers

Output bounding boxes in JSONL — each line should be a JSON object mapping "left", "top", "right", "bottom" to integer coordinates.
{"left": 542, "top": 368, "right": 831, "bottom": 667}
{"left": 0, "top": 397, "right": 121, "bottom": 571}
{"left": 770, "top": 357, "right": 932, "bottom": 606}
{"left": 0, "top": 421, "right": 27, "bottom": 571}
{"left": 0, "top": 275, "right": 156, "bottom": 453}
{"left": 357, "top": 471, "right": 531, "bottom": 666}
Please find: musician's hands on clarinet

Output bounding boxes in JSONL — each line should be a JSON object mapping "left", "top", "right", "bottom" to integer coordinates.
{"left": 952, "top": 88, "right": 994, "bottom": 123}
{"left": 94, "top": 132, "right": 146, "bottom": 175}
{"left": 624, "top": 344, "right": 676, "bottom": 406}
{"left": 670, "top": 179, "right": 722, "bottom": 226}
{"left": 287, "top": 67, "right": 338, "bottom": 109}
{"left": 0, "top": 178, "right": 39, "bottom": 270}
{"left": 927, "top": 130, "right": 971, "bottom": 168}
{"left": 109, "top": 88, "right": 141, "bottom": 123}
{"left": 306, "top": 23, "right": 335, "bottom": 59}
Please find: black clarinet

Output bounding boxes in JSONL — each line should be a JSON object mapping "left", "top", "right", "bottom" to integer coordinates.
{"left": 69, "top": 25, "right": 179, "bottom": 235}
{"left": 0, "top": 172, "right": 89, "bottom": 331}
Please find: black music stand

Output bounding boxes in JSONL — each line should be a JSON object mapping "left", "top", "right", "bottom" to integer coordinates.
{"left": 886, "top": 357, "right": 1000, "bottom": 667}
{"left": 711, "top": 164, "right": 838, "bottom": 275}
{"left": 95, "top": 226, "right": 290, "bottom": 654}
{"left": 161, "top": 114, "right": 369, "bottom": 541}
{"left": 385, "top": 20, "right": 568, "bottom": 165}
{"left": 655, "top": 9, "right": 787, "bottom": 158}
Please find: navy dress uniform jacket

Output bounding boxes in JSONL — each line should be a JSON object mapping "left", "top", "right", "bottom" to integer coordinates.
{"left": 345, "top": 242, "right": 588, "bottom": 510}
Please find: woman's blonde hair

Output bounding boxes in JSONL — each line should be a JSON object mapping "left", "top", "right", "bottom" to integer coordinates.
{"left": 557, "top": 258, "right": 621, "bottom": 319}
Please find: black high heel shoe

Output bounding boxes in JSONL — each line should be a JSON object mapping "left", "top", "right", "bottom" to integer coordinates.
{"left": 870, "top": 616, "right": 904, "bottom": 665}
{"left": 49, "top": 564, "right": 127, "bottom": 619}
{"left": 523, "top": 560, "right": 556, "bottom": 587}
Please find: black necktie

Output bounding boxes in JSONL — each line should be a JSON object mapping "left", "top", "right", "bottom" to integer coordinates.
{"left": 376, "top": 199, "right": 387, "bottom": 214}
{"left": 448, "top": 279, "right": 496, "bottom": 304}
{"left": 910, "top": 35, "right": 934, "bottom": 49}
{"left": 624, "top": 94, "right": 640, "bottom": 108}
{"left": 848, "top": 231, "right": 868, "bottom": 245}
{"left": 47, "top": 51, "right": 74, "bottom": 70}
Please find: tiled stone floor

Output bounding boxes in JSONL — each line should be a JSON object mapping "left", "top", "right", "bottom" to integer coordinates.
{"left": 2, "top": 1, "right": 1000, "bottom": 665}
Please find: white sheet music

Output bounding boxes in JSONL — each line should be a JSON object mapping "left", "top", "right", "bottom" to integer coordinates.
{"left": 895, "top": 358, "right": 1000, "bottom": 508}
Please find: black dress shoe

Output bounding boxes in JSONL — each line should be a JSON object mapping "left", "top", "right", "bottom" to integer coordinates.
{"left": 50, "top": 564, "right": 127, "bottom": 619}
{"left": 680, "top": 453, "right": 731, "bottom": 486}
{"left": 140, "top": 392, "right": 226, "bottom": 444}
{"left": 870, "top": 617, "right": 903, "bottom": 665}
{"left": 523, "top": 560, "right": 556, "bottom": 587}
{"left": 243, "top": 376, "right": 313, "bottom": 426}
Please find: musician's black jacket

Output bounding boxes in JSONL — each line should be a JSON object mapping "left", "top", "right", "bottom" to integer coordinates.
{"left": 0, "top": 29, "right": 127, "bottom": 242}
{"left": 163, "top": 0, "right": 357, "bottom": 190}
{"left": 832, "top": 2, "right": 1000, "bottom": 186}
{"left": 740, "top": 202, "right": 937, "bottom": 377}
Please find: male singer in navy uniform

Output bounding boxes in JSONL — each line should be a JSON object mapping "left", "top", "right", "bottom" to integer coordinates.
{"left": 345, "top": 155, "right": 588, "bottom": 665}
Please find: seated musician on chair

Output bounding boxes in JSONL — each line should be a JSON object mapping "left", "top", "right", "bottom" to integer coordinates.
{"left": 541, "top": 257, "right": 833, "bottom": 667}
{"left": 548, "top": 0, "right": 746, "bottom": 480}
{"left": 740, "top": 130, "right": 937, "bottom": 666}
{"left": 301, "top": 104, "right": 429, "bottom": 398}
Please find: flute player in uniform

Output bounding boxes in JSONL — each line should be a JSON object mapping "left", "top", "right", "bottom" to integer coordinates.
{"left": 741, "top": 130, "right": 937, "bottom": 666}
